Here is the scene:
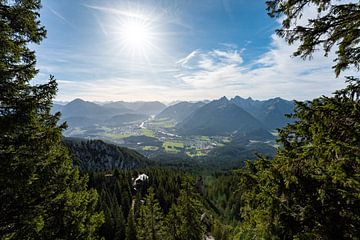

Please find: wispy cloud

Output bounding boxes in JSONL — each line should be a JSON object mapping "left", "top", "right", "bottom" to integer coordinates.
{"left": 174, "top": 33, "right": 350, "bottom": 100}
{"left": 85, "top": 4, "right": 152, "bottom": 21}
{"left": 47, "top": 6, "right": 75, "bottom": 28}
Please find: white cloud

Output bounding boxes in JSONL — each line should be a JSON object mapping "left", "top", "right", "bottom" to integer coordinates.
{"left": 173, "top": 32, "right": 352, "bottom": 101}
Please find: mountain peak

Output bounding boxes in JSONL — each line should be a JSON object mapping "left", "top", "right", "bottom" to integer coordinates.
{"left": 219, "top": 96, "right": 228, "bottom": 101}
{"left": 213, "top": 96, "right": 228, "bottom": 103}
{"left": 71, "top": 98, "right": 85, "bottom": 103}
{"left": 232, "top": 96, "right": 244, "bottom": 101}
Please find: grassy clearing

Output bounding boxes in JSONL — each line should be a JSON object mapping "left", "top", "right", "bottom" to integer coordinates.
{"left": 141, "top": 128, "right": 155, "bottom": 137}
{"left": 163, "top": 141, "right": 184, "bottom": 153}
{"left": 142, "top": 146, "right": 159, "bottom": 151}
{"left": 186, "top": 149, "right": 207, "bottom": 157}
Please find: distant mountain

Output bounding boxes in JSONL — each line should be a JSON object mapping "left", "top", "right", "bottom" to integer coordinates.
{"left": 103, "top": 101, "right": 166, "bottom": 115}
{"left": 63, "top": 138, "right": 151, "bottom": 171}
{"left": 62, "top": 116, "right": 98, "bottom": 128}
{"left": 260, "top": 98, "right": 295, "bottom": 129}
{"left": 156, "top": 101, "right": 205, "bottom": 122}
{"left": 177, "top": 97, "right": 267, "bottom": 136}
{"left": 51, "top": 103, "right": 64, "bottom": 115}
{"left": 54, "top": 99, "right": 155, "bottom": 128}
{"left": 135, "top": 101, "right": 167, "bottom": 115}
{"left": 61, "top": 98, "right": 119, "bottom": 118}
{"left": 104, "top": 113, "right": 148, "bottom": 127}
{"left": 230, "top": 96, "right": 294, "bottom": 130}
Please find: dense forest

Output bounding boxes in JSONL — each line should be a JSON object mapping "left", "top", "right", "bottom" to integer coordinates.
{"left": 1, "top": 0, "right": 359, "bottom": 239}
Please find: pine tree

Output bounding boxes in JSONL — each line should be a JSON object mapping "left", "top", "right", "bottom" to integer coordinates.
{"left": 126, "top": 204, "right": 137, "bottom": 240}
{"left": 0, "top": 0, "right": 103, "bottom": 238}
{"left": 136, "top": 187, "right": 167, "bottom": 240}
{"left": 165, "top": 204, "right": 182, "bottom": 240}
{"left": 176, "top": 180, "right": 205, "bottom": 240}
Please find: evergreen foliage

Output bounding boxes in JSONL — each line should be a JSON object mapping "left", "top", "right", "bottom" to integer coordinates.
{"left": 0, "top": 0, "right": 103, "bottom": 238}
{"left": 174, "top": 180, "right": 205, "bottom": 240}
{"left": 87, "top": 168, "right": 227, "bottom": 240}
{"left": 136, "top": 187, "right": 167, "bottom": 240}
{"left": 235, "top": 79, "right": 360, "bottom": 239}
{"left": 126, "top": 206, "right": 137, "bottom": 240}
{"left": 266, "top": 0, "right": 360, "bottom": 76}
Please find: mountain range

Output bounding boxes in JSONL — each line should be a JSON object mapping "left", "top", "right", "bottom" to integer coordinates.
{"left": 156, "top": 101, "right": 206, "bottom": 122}
{"left": 230, "top": 96, "right": 295, "bottom": 129}
{"left": 53, "top": 96, "right": 294, "bottom": 138}
{"left": 176, "top": 97, "right": 266, "bottom": 136}
{"left": 52, "top": 98, "right": 166, "bottom": 127}
{"left": 157, "top": 96, "right": 294, "bottom": 138}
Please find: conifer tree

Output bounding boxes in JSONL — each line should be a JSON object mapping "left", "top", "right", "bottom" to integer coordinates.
{"left": 266, "top": 0, "right": 360, "bottom": 76}
{"left": 236, "top": 79, "right": 360, "bottom": 239}
{"left": 136, "top": 188, "right": 167, "bottom": 240}
{"left": 126, "top": 205, "right": 137, "bottom": 240}
{"left": 165, "top": 204, "right": 182, "bottom": 240}
{"left": 0, "top": 0, "right": 103, "bottom": 238}
{"left": 176, "top": 181, "right": 205, "bottom": 240}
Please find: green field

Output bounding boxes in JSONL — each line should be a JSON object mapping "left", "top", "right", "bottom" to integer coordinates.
{"left": 186, "top": 149, "right": 207, "bottom": 157}
{"left": 142, "top": 146, "right": 159, "bottom": 151}
{"left": 141, "top": 128, "right": 155, "bottom": 137}
{"left": 163, "top": 141, "right": 184, "bottom": 153}
{"left": 149, "top": 119, "right": 176, "bottom": 128}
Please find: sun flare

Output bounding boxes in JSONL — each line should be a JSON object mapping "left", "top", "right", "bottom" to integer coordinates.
{"left": 118, "top": 14, "right": 156, "bottom": 57}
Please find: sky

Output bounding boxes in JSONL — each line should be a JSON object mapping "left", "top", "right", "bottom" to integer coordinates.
{"left": 33, "top": 0, "right": 349, "bottom": 102}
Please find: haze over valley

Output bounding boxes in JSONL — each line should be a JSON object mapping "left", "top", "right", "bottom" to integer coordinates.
{"left": 54, "top": 95, "right": 293, "bottom": 168}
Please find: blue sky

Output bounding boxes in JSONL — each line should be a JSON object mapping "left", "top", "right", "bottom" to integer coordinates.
{"left": 33, "top": 0, "right": 347, "bottom": 102}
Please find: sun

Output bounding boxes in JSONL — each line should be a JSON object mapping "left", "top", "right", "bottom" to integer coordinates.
{"left": 121, "top": 21, "right": 151, "bottom": 48}
{"left": 118, "top": 15, "right": 156, "bottom": 57}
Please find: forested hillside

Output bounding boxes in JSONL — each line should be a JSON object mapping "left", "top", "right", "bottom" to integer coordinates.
{"left": 63, "top": 138, "right": 152, "bottom": 171}
{"left": 88, "top": 168, "right": 234, "bottom": 240}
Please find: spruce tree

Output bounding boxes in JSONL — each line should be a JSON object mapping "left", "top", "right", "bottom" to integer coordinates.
{"left": 176, "top": 181, "right": 204, "bottom": 240}
{"left": 126, "top": 204, "right": 137, "bottom": 240}
{"left": 0, "top": 0, "right": 103, "bottom": 239}
{"left": 136, "top": 188, "right": 167, "bottom": 240}
{"left": 165, "top": 204, "right": 181, "bottom": 240}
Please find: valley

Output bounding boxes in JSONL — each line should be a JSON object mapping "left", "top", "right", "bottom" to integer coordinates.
{"left": 57, "top": 96, "right": 291, "bottom": 166}
{"left": 64, "top": 115, "right": 235, "bottom": 159}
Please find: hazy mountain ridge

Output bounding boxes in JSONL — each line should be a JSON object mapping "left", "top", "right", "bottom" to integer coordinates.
{"left": 156, "top": 101, "right": 206, "bottom": 122}
{"left": 53, "top": 99, "right": 164, "bottom": 127}
{"left": 103, "top": 100, "right": 166, "bottom": 115}
{"left": 53, "top": 96, "right": 294, "bottom": 132}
